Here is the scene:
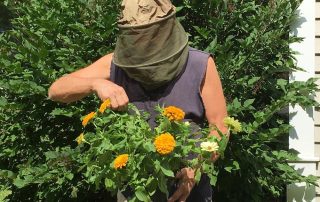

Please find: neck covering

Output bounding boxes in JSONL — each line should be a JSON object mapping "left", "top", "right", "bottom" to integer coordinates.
{"left": 113, "top": 0, "right": 189, "bottom": 90}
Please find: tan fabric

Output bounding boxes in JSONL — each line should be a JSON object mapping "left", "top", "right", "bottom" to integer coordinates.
{"left": 119, "top": 0, "right": 175, "bottom": 26}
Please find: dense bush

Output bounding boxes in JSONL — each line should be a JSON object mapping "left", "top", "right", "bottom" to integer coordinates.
{"left": 0, "top": 0, "right": 318, "bottom": 201}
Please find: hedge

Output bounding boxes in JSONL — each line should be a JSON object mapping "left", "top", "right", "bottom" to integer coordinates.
{"left": 0, "top": 0, "right": 318, "bottom": 201}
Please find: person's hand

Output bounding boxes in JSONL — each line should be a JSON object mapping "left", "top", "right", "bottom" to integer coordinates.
{"left": 168, "top": 167, "right": 195, "bottom": 202}
{"left": 211, "top": 151, "right": 220, "bottom": 162}
{"left": 92, "top": 79, "right": 129, "bottom": 111}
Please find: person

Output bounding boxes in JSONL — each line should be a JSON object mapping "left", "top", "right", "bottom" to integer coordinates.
{"left": 48, "top": 0, "right": 228, "bottom": 201}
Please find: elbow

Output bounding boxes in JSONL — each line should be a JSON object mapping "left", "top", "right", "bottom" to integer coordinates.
{"left": 48, "top": 82, "right": 68, "bottom": 104}
{"left": 48, "top": 82, "right": 58, "bottom": 101}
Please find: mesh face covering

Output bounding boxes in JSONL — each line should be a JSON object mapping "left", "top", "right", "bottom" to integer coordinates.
{"left": 113, "top": 11, "right": 189, "bottom": 90}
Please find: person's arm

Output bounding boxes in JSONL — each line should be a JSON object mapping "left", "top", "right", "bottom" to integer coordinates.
{"left": 201, "top": 56, "right": 228, "bottom": 138}
{"left": 48, "top": 53, "right": 129, "bottom": 110}
{"left": 168, "top": 57, "right": 228, "bottom": 202}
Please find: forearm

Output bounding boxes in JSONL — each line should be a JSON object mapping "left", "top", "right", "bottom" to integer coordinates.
{"left": 209, "top": 118, "right": 228, "bottom": 139}
{"left": 48, "top": 75, "right": 98, "bottom": 103}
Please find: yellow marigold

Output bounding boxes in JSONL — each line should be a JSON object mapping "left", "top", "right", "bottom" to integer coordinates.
{"left": 163, "top": 106, "right": 185, "bottom": 121}
{"left": 82, "top": 112, "right": 96, "bottom": 127}
{"left": 223, "top": 117, "right": 242, "bottom": 134}
{"left": 154, "top": 133, "right": 176, "bottom": 155}
{"left": 99, "top": 98, "right": 111, "bottom": 113}
{"left": 76, "top": 133, "right": 85, "bottom": 145}
{"left": 113, "top": 154, "right": 129, "bottom": 169}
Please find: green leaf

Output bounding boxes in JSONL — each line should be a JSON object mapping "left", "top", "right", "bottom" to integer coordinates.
{"left": 50, "top": 108, "right": 74, "bottom": 117}
{"left": 195, "top": 169, "right": 201, "bottom": 183}
{"left": 0, "top": 189, "right": 12, "bottom": 202}
{"left": 160, "top": 165, "right": 174, "bottom": 177}
{"left": 65, "top": 172, "right": 74, "bottom": 180}
{"left": 143, "top": 142, "right": 155, "bottom": 152}
{"left": 277, "top": 79, "right": 288, "bottom": 92}
{"left": 13, "top": 178, "right": 29, "bottom": 188}
{"left": 105, "top": 178, "right": 114, "bottom": 189}
{"left": 243, "top": 99, "right": 255, "bottom": 107}
{"left": 224, "top": 166, "right": 232, "bottom": 173}
{"left": 135, "top": 187, "right": 151, "bottom": 202}
{"left": 248, "top": 77, "right": 260, "bottom": 85}
{"left": 0, "top": 97, "right": 8, "bottom": 107}
{"left": 232, "top": 161, "right": 240, "bottom": 170}
{"left": 232, "top": 98, "right": 241, "bottom": 109}
{"left": 70, "top": 186, "right": 78, "bottom": 198}
{"left": 158, "top": 173, "right": 168, "bottom": 197}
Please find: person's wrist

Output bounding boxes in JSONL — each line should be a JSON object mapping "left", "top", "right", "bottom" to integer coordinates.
{"left": 90, "top": 78, "right": 103, "bottom": 94}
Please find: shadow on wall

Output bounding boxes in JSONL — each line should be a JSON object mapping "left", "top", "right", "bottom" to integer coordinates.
{"left": 287, "top": 167, "right": 316, "bottom": 202}
{"left": 287, "top": 183, "right": 316, "bottom": 202}
{"left": 289, "top": 106, "right": 314, "bottom": 141}
{"left": 290, "top": 9, "right": 307, "bottom": 37}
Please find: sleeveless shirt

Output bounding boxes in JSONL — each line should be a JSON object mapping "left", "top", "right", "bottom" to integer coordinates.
{"left": 110, "top": 47, "right": 213, "bottom": 201}
{"left": 110, "top": 47, "right": 210, "bottom": 128}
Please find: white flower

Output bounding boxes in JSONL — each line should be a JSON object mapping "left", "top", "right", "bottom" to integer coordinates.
{"left": 200, "top": 141, "right": 219, "bottom": 152}
{"left": 184, "top": 121, "right": 190, "bottom": 126}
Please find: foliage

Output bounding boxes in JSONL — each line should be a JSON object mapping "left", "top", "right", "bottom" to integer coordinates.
{"left": 0, "top": 183, "right": 12, "bottom": 202}
{"left": 12, "top": 103, "right": 231, "bottom": 201}
{"left": 0, "top": 0, "right": 319, "bottom": 201}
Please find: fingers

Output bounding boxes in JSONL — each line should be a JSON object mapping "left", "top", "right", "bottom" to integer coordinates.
{"left": 211, "top": 152, "right": 220, "bottom": 162}
{"left": 109, "top": 89, "right": 128, "bottom": 111}
{"left": 95, "top": 80, "right": 129, "bottom": 111}
{"left": 169, "top": 168, "right": 195, "bottom": 202}
{"left": 175, "top": 170, "right": 182, "bottom": 179}
{"left": 167, "top": 187, "right": 183, "bottom": 202}
{"left": 168, "top": 181, "right": 193, "bottom": 202}
{"left": 109, "top": 85, "right": 128, "bottom": 110}
{"left": 116, "top": 87, "right": 129, "bottom": 111}
{"left": 176, "top": 168, "right": 194, "bottom": 180}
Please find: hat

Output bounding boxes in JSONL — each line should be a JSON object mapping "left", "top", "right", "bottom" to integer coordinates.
{"left": 119, "top": 0, "right": 176, "bottom": 26}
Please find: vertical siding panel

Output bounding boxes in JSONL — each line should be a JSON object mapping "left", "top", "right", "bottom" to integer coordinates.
{"left": 316, "top": 21, "right": 320, "bottom": 36}
{"left": 316, "top": 2, "right": 320, "bottom": 18}
{"left": 315, "top": 56, "right": 320, "bottom": 72}
{"left": 315, "top": 2, "right": 320, "bottom": 202}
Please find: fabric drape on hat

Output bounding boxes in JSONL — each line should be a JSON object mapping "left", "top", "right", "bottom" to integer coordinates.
{"left": 114, "top": 1, "right": 189, "bottom": 90}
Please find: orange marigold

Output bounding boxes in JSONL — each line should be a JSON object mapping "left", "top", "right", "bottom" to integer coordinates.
{"left": 113, "top": 154, "right": 129, "bottom": 169}
{"left": 82, "top": 112, "right": 96, "bottom": 127}
{"left": 154, "top": 133, "right": 176, "bottom": 155}
{"left": 163, "top": 106, "right": 185, "bottom": 121}
{"left": 99, "top": 98, "right": 111, "bottom": 113}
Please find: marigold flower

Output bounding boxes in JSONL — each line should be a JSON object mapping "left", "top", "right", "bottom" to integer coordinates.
{"left": 76, "top": 133, "right": 85, "bottom": 145}
{"left": 82, "top": 112, "right": 96, "bottom": 127}
{"left": 223, "top": 117, "right": 242, "bottom": 134}
{"left": 99, "top": 98, "right": 111, "bottom": 113}
{"left": 154, "top": 133, "right": 176, "bottom": 155}
{"left": 113, "top": 154, "right": 129, "bottom": 169}
{"left": 200, "top": 141, "right": 219, "bottom": 152}
{"left": 163, "top": 106, "right": 185, "bottom": 121}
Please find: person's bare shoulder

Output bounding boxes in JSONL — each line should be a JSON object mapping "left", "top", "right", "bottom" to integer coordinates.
{"left": 69, "top": 52, "right": 114, "bottom": 80}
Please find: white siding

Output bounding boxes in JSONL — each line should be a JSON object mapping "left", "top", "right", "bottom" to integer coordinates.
{"left": 288, "top": 0, "right": 317, "bottom": 201}
{"left": 315, "top": 2, "right": 320, "bottom": 202}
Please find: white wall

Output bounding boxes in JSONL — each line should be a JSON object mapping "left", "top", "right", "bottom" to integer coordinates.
{"left": 287, "top": 0, "right": 318, "bottom": 201}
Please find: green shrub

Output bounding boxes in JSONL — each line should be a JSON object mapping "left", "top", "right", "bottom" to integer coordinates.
{"left": 0, "top": 0, "right": 318, "bottom": 201}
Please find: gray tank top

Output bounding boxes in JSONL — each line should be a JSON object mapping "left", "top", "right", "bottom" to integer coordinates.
{"left": 111, "top": 48, "right": 214, "bottom": 200}
{"left": 110, "top": 47, "right": 210, "bottom": 127}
